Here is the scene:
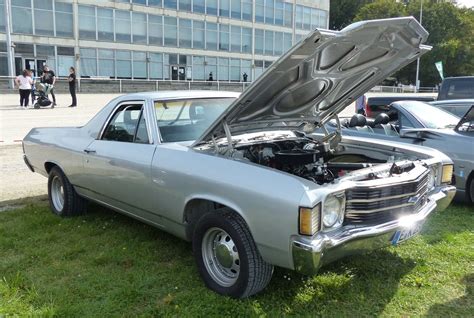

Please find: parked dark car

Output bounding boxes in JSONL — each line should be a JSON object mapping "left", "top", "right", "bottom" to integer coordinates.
{"left": 334, "top": 102, "right": 474, "bottom": 203}
{"left": 362, "top": 95, "right": 436, "bottom": 118}
{"left": 437, "top": 76, "right": 474, "bottom": 101}
{"left": 430, "top": 99, "right": 474, "bottom": 117}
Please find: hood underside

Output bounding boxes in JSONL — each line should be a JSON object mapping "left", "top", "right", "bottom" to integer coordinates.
{"left": 194, "top": 17, "right": 431, "bottom": 146}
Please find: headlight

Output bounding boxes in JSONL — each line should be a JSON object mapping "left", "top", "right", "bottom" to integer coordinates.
{"left": 427, "top": 166, "right": 437, "bottom": 190}
{"left": 299, "top": 204, "right": 320, "bottom": 236}
{"left": 441, "top": 164, "right": 453, "bottom": 184}
{"left": 322, "top": 193, "right": 345, "bottom": 230}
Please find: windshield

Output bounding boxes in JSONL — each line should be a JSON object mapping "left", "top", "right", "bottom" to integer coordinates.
{"left": 155, "top": 98, "right": 235, "bottom": 142}
{"left": 403, "top": 102, "right": 460, "bottom": 129}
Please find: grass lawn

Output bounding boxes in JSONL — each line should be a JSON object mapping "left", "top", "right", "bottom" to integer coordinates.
{"left": 0, "top": 199, "right": 472, "bottom": 317}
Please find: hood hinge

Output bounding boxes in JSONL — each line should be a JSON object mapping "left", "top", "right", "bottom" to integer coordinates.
{"left": 222, "top": 120, "right": 234, "bottom": 152}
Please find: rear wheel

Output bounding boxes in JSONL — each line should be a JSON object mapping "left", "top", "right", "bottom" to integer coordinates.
{"left": 34, "top": 102, "right": 39, "bottom": 109}
{"left": 468, "top": 177, "right": 474, "bottom": 204}
{"left": 48, "top": 166, "right": 87, "bottom": 217}
{"left": 192, "top": 209, "right": 273, "bottom": 298}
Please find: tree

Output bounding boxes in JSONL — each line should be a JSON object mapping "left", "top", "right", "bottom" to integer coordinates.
{"left": 354, "top": 0, "right": 407, "bottom": 21}
{"left": 329, "top": 0, "right": 372, "bottom": 30}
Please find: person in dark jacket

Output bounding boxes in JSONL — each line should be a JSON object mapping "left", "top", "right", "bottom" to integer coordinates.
{"left": 68, "top": 67, "right": 77, "bottom": 107}
{"left": 40, "top": 65, "right": 57, "bottom": 106}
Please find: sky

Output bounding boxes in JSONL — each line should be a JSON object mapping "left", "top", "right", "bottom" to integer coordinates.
{"left": 456, "top": 0, "right": 474, "bottom": 8}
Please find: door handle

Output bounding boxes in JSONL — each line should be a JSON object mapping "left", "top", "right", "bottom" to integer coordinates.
{"left": 83, "top": 149, "right": 96, "bottom": 154}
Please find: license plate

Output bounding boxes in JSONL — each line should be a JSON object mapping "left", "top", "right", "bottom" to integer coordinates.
{"left": 391, "top": 222, "right": 424, "bottom": 245}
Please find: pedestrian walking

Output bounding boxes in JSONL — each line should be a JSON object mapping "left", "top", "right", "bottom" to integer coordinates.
{"left": 355, "top": 94, "right": 366, "bottom": 116}
{"left": 15, "top": 69, "right": 33, "bottom": 108}
{"left": 68, "top": 67, "right": 77, "bottom": 107}
{"left": 40, "top": 65, "right": 57, "bottom": 106}
{"left": 242, "top": 72, "right": 248, "bottom": 82}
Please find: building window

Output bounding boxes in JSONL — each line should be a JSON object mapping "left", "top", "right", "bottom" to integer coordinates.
{"left": 132, "top": 12, "right": 147, "bottom": 44}
{"left": 242, "top": 27, "right": 252, "bottom": 54}
{"left": 116, "top": 10, "right": 131, "bottom": 43}
{"left": 255, "top": 60, "right": 264, "bottom": 78}
{"left": 98, "top": 49, "right": 115, "bottom": 78}
{"left": 265, "top": 0, "right": 274, "bottom": 24}
{"left": 283, "top": 32, "right": 292, "bottom": 52}
{"left": 219, "top": 25, "right": 229, "bottom": 51}
{"left": 320, "top": 10, "right": 328, "bottom": 28}
{"left": 179, "top": 19, "right": 192, "bottom": 48}
{"left": 206, "top": 22, "right": 218, "bottom": 51}
{"left": 78, "top": 5, "right": 96, "bottom": 40}
{"left": 116, "top": 50, "right": 131, "bottom": 78}
{"left": 0, "top": 0, "right": 5, "bottom": 32}
{"left": 55, "top": 1, "right": 73, "bottom": 38}
{"left": 193, "top": 0, "right": 205, "bottom": 13}
{"left": 218, "top": 57, "right": 229, "bottom": 81}
{"left": 230, "top": 58, "right": 240, "bottom": 82}
{"left": 242, "top": 0, "right": 252, "bottom": 21}
{"left": 149, "top": 52, "right": 163, "bottom": 79}
{"left": 97, "top": 8, "right": 114, "bottom": 42}
{"left": 303, "top": 6, "right": 311, "bottom": 30}
{"left": 255, "top": 29, "right": 264, "bottom": 55}
{"left": 193, "top": 21, "right": 205, "bottom": 50}
{"left": 230, "top": 26, "right": 241, "bottom": 53}
{"left": 256, "top": 0, "right": 264, "bottom": 23}
{"left": 205, "top": 56, "right": 217, "bottom": 81}
{"left": 264, "top": 30, "right": 273, "bottom": 55}
{"left": 192, "top": 56, "right": 205, "bottom": 80}
{"left": 284, "top": 2, "right": 293, "bottom": 27}
{"left": 133, "top": 52, "right": 147, "bottom": 79}
{"left": 295, "top": 5, "right": 303, "bottom": 30}
{"left": 219, "top": 0, "right": 230, "bottom": 18}
{"left": 274, "top": 32, "right": 283, "bottom": 56}
{"left": 179, "top": 0, "right": 191, "bottom": 11}
{"left": 149, "top": 15, "right": 163, "bottom": 46}
{"left": 80, "top": 48, "right": 97, "bottom": 77}
{"left": 164, "top": 17, "right": 178, "bottom": 47}
{"left": 148, "top": 0, "right": 162, "bottom": 7}
{"left": 206, "top": 0, "right": 217, "bottom": 15}
{"left": 12, "top": 0, "right": 33, "bottom": 34}
{"left": 242, "top": 59, "right": 251, "bottom": 82}
{"left": 132, "top": 0, "right": 146, "bottom": 5}
{"left": 164, "top": 0, "right": 177, "bottom": 10}
{"left": 230, "top": 0, "right": 240, "bottom": 20}
{"left": 57, "top": 46, "right": 74, "bottom": 77}
{"left": 34, "top": 0, "right": 54, "bottom": 36}
{"left": 275, "top": 0, "right": 284, "bottom": 26}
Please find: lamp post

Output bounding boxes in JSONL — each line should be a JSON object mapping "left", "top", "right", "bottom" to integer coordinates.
{"left": 415, "top": 0, "right": 423, "bottom": 93}
{"left": 4, "top": 0, "right": 15, "bottom": 89}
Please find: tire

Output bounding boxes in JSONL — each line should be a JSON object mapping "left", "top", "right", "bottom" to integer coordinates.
{"left": 192, "top": 209, "right": 273, "bottom": 298}
{"left": 34, "top": 103, "right": 39, "bottom": 109}
{"left": 47, "top": 166, "right": 87, "bottom": 217}
{"left": 468, "top": 177, "right": 474, "bottom": 204}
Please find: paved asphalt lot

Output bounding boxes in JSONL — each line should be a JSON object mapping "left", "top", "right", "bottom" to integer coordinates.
{"left": 0, "top": 91, "right": 435, "bottom": 203}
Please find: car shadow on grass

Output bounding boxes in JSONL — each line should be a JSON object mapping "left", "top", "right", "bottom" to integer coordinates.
{"left": 83, "top": 202, "right": 417, "bottom": 316}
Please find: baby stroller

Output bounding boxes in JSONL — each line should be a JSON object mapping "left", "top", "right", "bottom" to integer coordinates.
{"left": 33, "top": 82, "right": 54, "bottom": 109}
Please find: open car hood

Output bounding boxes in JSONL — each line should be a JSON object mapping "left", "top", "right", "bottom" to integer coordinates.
{"left": 193, "top": 17, "right": 431, "bottom": 146}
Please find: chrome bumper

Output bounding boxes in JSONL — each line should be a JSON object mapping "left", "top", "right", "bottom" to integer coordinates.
{"left": 291, "top": 185, "right": 456, "bottom": 276}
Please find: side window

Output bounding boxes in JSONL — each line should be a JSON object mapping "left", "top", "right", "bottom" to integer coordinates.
{"left": 102, "top": 104, "right": 149, "bottom": 143}
{"left": 135, "top": 113, "right": 150, "bottom": 144}
{"left": 399, "top": 112, "right": 414, "bottom": 129}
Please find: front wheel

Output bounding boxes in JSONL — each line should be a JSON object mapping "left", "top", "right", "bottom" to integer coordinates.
{"left": 48, "top": 166, "right": 87, "bottom": 217}
{"left": 34, "top": 102, "right": 40, "bottom": 109}
{"left": 192, "top": 209, "right": 273, "bottom": 298}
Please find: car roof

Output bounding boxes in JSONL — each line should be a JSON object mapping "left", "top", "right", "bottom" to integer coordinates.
{"left": 430, "top": 99, "right": 474, "bottom": 105}
{"left": 119, "top": 90, "right": 241, "bottom": 101}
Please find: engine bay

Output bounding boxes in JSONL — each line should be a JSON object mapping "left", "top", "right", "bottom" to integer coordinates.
{"left": 219, "top": 137, "right": 404, "bottom": 185}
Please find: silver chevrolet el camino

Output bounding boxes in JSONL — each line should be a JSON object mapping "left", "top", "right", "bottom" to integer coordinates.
{"left": 23, "top": 18, "right": 456, "bottom": 298}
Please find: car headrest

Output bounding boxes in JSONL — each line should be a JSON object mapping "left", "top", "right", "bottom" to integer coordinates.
{"left": 349, "top": 114, "right": 367, "bottom": 127}
{"left": 374, "top": 113, "right": 390, "bottom": 125}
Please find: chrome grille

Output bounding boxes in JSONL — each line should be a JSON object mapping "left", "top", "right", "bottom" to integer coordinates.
{"left": 344, "top": 171, "right": 429, "bottom": 225}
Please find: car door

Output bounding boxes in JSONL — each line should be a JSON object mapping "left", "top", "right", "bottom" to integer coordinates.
{"left": 81, "top": 100, "right": 161, "bottom": 222}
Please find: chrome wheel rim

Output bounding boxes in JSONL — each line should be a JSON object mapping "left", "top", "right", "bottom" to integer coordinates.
{"left": 51, "top": 176, "right": 65, "bottom": 212}
{"left": 201, "top": 227, "right": 240, "bottom": 287}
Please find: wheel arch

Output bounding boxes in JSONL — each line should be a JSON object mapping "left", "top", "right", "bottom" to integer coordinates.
{"left": 183, "top": 195, "right": 249, "bottom": 241}
{"left": 466, "top": 170, "right": 474, "bottom": 202}
{"left": 44, "top": 161, "right": 65, "bottom": 175}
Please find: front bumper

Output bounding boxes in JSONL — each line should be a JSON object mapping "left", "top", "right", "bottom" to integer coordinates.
{"left": 291, "top": 185, "right": 456, "bottom": 275}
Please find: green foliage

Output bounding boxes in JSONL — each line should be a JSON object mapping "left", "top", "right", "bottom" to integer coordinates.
{"left": 0, "top": 202, "right": 473, "bottom": 316}
{"left": 330, "top": 0, "right": 372, "bottom": 30}
{"left": 334, "top": 0, "right": 474, "bottom": 86}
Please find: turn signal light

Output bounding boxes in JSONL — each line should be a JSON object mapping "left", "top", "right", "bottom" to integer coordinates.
{"left": 441, "top": 164, "right": 454, "bottom": 184}
{"left": 299, "top": 204, "right": 320, "bottom": 236}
